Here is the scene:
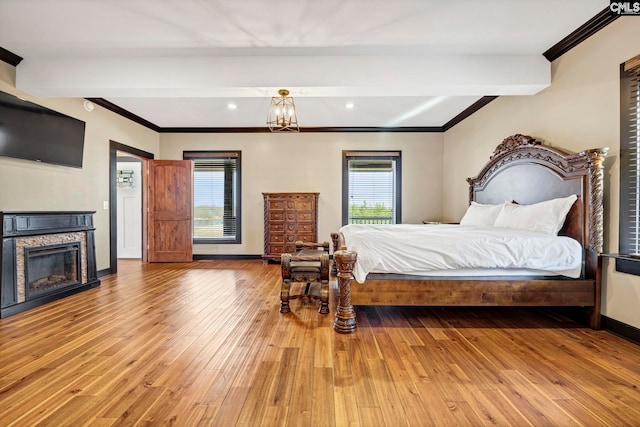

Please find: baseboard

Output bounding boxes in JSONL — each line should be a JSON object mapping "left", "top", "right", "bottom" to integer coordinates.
{"left": 602, "top": 316, "right": 640, "bottom": 346}
{"left": 193, "top": 254, "right": 263, "bottom": 260}
{"left": 97, "top": 268, "right": 112, "bottom": 278}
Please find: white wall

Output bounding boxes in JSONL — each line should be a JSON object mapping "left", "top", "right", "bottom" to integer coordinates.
{"left": 442, "top": 17, "right": 640, "bottom": 329}
{"left": 0, "top": 61, "right": 160, "bottom": 270}
{"left": 160, "top": 132, "right": 443, "bottom": 255}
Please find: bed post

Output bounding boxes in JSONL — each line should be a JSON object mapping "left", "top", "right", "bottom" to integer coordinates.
{"left": 583, "top": 147, "right": 607, "bottom": 329}
{"left": 334, "top": 250, "right": 357, "bottom": 333}
{"left": 584, "top": 252, "right": 603, "bottom": 329}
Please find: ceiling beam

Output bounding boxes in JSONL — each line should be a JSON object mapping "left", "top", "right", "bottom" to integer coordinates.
{"left": 16, "top": 55, "right": 550, "bottom": 98}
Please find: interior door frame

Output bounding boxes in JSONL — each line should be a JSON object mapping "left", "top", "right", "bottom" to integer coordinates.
{"left": 109, "top": 140, "right": 154, "bottom": 274}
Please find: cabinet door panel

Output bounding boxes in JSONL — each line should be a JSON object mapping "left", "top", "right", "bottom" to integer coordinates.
{"left": 284, "top": 212, "right": 297, "bottom": 221}
{"left": 295, "top": 201, "right": 314, "bottom": 210}
{"left": 269, "top": 201, "right": 285, "bottom": 210}
{"left": 269, "top": 244, "right": 284, "bottom": 254}
{"left": 269, "top": 223, "right": 284, "bottom": 232}
{"left": 297, "top": 223, "right": 314, "bottom": 233}
{"left": 270, "top": 212, "right": 285, "bottom": 221}
{"left": 297, "top": 212, "right": 314, "bottom": 222}
{"left": 286, "top": 224, "right": 296, "bottom": 232}
{"left": 269, "top": 235, "right": 284, "bottom": 243}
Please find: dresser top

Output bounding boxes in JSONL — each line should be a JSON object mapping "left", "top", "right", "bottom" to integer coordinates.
{"left": 262, "top": 192, "right": 319, "bottom": 195}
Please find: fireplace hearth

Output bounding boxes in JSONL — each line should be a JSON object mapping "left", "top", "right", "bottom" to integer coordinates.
{"left": 1, "top": 211, "right": 100, "bottom": 317}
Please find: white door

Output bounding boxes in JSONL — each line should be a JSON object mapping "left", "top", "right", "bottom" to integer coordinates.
{"left": 117, "top": 158, "right": 142, "bottom": 258}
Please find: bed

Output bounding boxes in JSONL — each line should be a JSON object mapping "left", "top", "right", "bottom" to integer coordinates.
{"left": 330, "top": 134, "right": 608, "bottom": 333}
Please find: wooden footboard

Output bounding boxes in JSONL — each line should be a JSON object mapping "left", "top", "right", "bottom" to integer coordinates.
{"left": 332, "top": 247, "right": 601, "bottom": 333}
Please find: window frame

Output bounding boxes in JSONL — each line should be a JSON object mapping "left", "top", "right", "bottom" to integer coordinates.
{"left": 342, "top": 150, "right": 402, "bottom": 226}
{"left": 617, "top": 56, "right": 640, "bottom": 275}
{"left": 183, "top": 150, "right": 242, "bottom": 245}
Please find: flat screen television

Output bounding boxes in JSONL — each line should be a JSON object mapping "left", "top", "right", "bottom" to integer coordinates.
{"left": 0, "top": 90, "right": 86, "bottom": 168}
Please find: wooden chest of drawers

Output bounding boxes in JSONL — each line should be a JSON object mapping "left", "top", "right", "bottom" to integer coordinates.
{"left": 262, "top": 192, "right": 319, "bottom": 262}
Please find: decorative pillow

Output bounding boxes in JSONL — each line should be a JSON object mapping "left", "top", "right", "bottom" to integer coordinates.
{"left": 459, "top": 201, "right": 507, "bottom": 227}
{"left": 493, "top": 194, "right": 578, "bottom": 235}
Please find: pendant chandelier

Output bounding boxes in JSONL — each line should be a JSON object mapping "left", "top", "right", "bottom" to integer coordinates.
{"left": 267, "top": 89, "right": 299, "bottom": 132}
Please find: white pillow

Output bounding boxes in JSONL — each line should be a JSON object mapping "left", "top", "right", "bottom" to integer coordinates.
{"left": 493, "top": 194, "right": 578, "bottom": 235}
{"left": 459, "top": 201, "right": 506, "bottom": 226}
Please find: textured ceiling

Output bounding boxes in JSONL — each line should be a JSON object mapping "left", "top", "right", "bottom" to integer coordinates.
{"left": 0, "top": 0, "right": 609, "bottom": 129}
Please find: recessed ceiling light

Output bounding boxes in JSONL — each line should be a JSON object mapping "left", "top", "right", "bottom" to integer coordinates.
{"left": 345, "top": 102, "right": 355, "bottom": 109}
{"left": 227, "top": 103, "right": 237, "bottom": 110}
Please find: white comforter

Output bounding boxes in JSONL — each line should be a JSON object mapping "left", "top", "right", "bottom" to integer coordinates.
{"left": 338, "top": 224, "right": 583, "bottom": 283}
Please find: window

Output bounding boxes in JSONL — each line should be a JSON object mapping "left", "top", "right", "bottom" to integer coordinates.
{"left": 183, "top": 151, "right": 241, "bottom": 244}
{"left": 618, "top": 55, "right": 640, "bottom": 274}
{"left": 342, "top": 150, "right": 401, "bottom": 225}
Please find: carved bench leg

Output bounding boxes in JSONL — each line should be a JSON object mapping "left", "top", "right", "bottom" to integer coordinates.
{"left": 319, "top": 252, "right": 330, "bottom": 314}
{"left": 280, "top": 253, "right": 292, "bottom": 314}
{"left": 334, "top": 250, "right": 357, "bottom": 333}
{"left": 280, "top": 279, "right": 291, "bottom": 313}
{"left": 330, "top": 232, "right": 339, "bottom": 276}
{"left": 319, "top": 279, "right": 329, "bottom": 314}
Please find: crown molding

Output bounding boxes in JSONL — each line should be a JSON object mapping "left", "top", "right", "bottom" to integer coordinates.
{"left": 159, "top": 126, "right": 444, "bottom": 133}
{"left": 543, "top": 7, "right": 620, "bottom": 62}
{"left": 85, "top": 98, "right": 161, "bottom": 132}
{"left": 0, "top": 47, "right": 22, "bottom": 67}
{"left": 442, "top": 96, "right": 498, "bottom": 131}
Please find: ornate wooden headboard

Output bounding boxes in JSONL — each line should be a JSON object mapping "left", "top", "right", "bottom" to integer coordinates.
{"left": 466, "top": 134, "right": 608, "bottom": 254}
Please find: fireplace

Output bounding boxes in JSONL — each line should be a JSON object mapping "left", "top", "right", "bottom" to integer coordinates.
{"left": 25, "top": 242, "right": 81, "bottom": 299}
{"left": 1, "top": 211, "right": 100, "bottom": 317}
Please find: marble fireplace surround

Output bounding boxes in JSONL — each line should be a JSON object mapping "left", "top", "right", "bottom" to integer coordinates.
{"left": 1, "top": 211, "right": 100, "bottom": 318}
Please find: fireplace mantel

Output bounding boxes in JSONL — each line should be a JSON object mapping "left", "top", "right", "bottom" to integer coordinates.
{"left": 2, "top": 211, "right": 95, "bottom": 237}
{"left": 1, "top": 211, "right": 100, "bottom": 317}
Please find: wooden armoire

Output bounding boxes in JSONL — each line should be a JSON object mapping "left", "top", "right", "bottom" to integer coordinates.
{"left": 262, "top": 192, "right": 319, "bottom": 262}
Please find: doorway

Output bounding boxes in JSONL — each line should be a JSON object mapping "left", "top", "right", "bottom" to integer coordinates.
{"left": 108, "top": 141, "right": 154, "bottom": 274}
{"left": 116, "top": 154, "right": 142, "bottom": 258}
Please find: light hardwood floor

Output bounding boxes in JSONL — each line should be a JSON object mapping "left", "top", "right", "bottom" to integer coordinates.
{"left": 1, "top": 259, "right": 639, "bottom": 426}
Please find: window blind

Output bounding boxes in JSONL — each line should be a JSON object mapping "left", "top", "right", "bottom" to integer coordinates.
{"left": 342, "top": 151, "right": 401, "bottom": 225}
{"left": 184, "top": 151, "right": 241, "bottom": 243}
{"left": 620, "top": 59, "right": 640, "bottom": 255}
